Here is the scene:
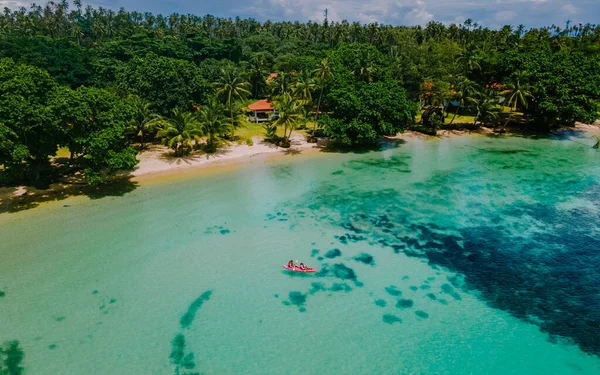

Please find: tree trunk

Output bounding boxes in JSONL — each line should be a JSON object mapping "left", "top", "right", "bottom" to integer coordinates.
{"left": 450, "top": 104, "right": 461, "bottom": 125}
{"left": 229, "top": 103, "right": 235, "bottom": 139}
{"left": 500, "top": 111, "right": 513, "bottom": 132}
{"left": 140, "top": 132, "right": 144, "bottom": 150}
{"left": 312, "top": 86, "right": 324, "bottom": 138}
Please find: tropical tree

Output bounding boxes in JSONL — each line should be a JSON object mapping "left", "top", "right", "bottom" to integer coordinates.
{"left": 118, "top": 53, "right": 209, "bottom": 116}
{"left": 267, "top": 71, "right": 294, "bottom": 99}
{"left": 457, "top": 49, "right": 481, "bottom": 74}
{"left": 500, "top": 71, "right": 533, "bottom": 130}
{"left": 293, "top": 70, "right": 314, "bottom": 107}
{"left": 272, "top": 92, "right": 300, "bottom": 147}
{"left": 473, "top": 90, "right": 501, "bottom": 127}
{"left": 156, "top": 108, "right": 202, "bottom": 157}
{"left": 126, "top": 96, "right": 159, "bottom": 149}
{"left": 311, "top": 58, "right": 333, "bottom": 138}
{"left": 354, "top": 53, "right": 376, "bottom": 82}
{"left": 215, "top": 69, "right": 251, "bottom": 138}
{"left": 199, "top": 99, "right": 228, "bottom": 152}
{"left": 449, "top": 76, "right": 478, "bottom": 124}
{"left": 247, "top": 54, "right": 269, "bottom": 99}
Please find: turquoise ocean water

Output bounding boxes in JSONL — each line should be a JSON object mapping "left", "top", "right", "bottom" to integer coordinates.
{"left": 1, "top": 133, "right": 600, "bottom": 374}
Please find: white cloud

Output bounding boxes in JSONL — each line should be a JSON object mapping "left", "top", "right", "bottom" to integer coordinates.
{"left": 405, "top": 0, "right": 434, "bottom": 24}
{"left": 0, "top": 0, "right": 30, "bottom": 8}
{"left": 494, "top": 10, "right": 517, "bottom": 22}
{"left": 2, "top": 0, "right": 597, "bottom": 30}
{"left": 560, "top": 3, "right": 577, "bottom": 16}
{"left": 243, "top": 0, "right": 438, "bottom": 25}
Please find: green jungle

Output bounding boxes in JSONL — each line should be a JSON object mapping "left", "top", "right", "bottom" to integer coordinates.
{"left": 0, "top": 1, "right": 599, "bottom": 187}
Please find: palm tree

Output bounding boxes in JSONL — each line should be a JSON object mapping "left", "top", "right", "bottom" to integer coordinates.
{"left": 248, "top": 54, "right": 269, "bottom": 99}
{"left": 293, "top": 70, "right": 315, "bottom": 107}
{"left": 272, "top": 93, "right": 299, "bottom": 147}
{"left": 215, "top": 69, "right": 251, "bottom": 138}
{"left": 473, "top": 90, "right": 501, "bottom": 127}
{"left": 70, "top": 22, "right": 83, "bottom": 45}
{"left": 199, "top": 99, "right": 228, "bottom": 152}
{"left": 267, "top": 71, "right": 294, "bottom": 100}
{"left": 500, "top": 71, "right": 533, "bottom": 131}
{"left": 155, "top": 108, "right": 202, "bottom": 157}
{"left": 449, "top": 76, "right": 477, "bottom": 124}
{"left": 311, "top": 58, "right": 333, "bottom": 138}
{"left": 354, "top": 53, "right": 375, "bottom": 82}
{"left": 126, "top": 97, "right": 159, "bottom": 150}
{"left": 457, "top": 49, "right": 481, "bottom": 74}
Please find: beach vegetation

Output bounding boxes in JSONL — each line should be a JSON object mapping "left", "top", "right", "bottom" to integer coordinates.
{"left": 155, "top": 108, "right": 202, "bottom": 157}
{"left": 0, "top": 2, "right": 599, "bottom": 186}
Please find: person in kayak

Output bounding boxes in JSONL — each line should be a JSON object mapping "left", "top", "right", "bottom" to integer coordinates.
{"left": 299, "top": 263, "right": 307, "bottom": 270}
{"left": 287, "top": 260, "right": 296, "bottom": 269}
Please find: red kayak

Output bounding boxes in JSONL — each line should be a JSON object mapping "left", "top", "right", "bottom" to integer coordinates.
{"left": 283, "top": 265, "right": 317, "bottom": 273}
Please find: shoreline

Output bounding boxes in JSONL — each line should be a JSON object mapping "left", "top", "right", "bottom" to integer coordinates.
{"left": 1, "top": 123, "right": 599, "bottom": 213}
{"left": 131, "top": 132, "right": 322, "bottom": 182}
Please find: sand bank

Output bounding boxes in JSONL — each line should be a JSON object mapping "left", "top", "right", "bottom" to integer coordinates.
{"left": 1, "top": 123, "right": 599, "bottom": 213}
{"left": 132, "top": 132, "right": 319, "bottom": 179}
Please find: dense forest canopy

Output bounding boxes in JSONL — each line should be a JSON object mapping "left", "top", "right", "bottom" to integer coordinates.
{"left": 0, "top": 1, "right": 599, "bottom": 185}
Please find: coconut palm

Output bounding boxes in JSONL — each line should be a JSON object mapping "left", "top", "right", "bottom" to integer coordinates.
{"left": 311, "top": 58, "right": 333, "bottom": 138}
{"left": 293, "top": 70, "right": 315, "bottom": 107}
{"left": 457, "top": 49, "right": 481, "bottom": 74}
{"left": 248, "top": 54, "right": 269, "bottom": 99}
{"left": 126, "top": 97, "right": 159, "bottom": 150}
{"left": 500, "top": 71, "right": 534, "bottom": 131}
{"left": 215, "top": 69, "right": 251, "bottom": 138}
{"left": 267, "top": 71, "right": 294, "bottom": 100}
{"left": 449, "top": 76, "right": 478, "bottom": 124}
{"left": 199, "top": 99, "right": 228, "bottom": 152}
{"left": 354, "top": 53, "right": 376, "bottom": 82}
{"left": 155, "top": 108, "right": 202, "bottom": 157}
{"left": 272, "top": 93, "right": 299, "bottom": 147}
{"left": 473, "top": 90, "right": 501, "bottom": 127}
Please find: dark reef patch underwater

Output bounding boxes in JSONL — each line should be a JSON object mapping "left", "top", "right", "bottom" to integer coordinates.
{"left": 289, "top": 149, "right": 600, "bottom": 357}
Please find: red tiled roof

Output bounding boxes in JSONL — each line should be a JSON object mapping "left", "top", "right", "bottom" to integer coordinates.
{"left": 248, "top": 99, "right": 274, "bottom": 111}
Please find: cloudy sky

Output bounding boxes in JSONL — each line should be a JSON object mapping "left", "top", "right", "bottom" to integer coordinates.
{"left": 2, "top": 0, "right": 598, "bottom": 29}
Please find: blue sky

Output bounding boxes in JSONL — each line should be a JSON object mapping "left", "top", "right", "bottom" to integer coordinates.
{"left": 3, "top": 0, "right": 599, "bottom": 29}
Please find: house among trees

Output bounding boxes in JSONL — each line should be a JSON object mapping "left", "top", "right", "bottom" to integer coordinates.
{"left": 247, "top": 99, "right": 278, "bottom": 123}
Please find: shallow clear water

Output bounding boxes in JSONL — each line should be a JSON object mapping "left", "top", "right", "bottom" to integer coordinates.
{"left": 1, "top": 134, "right": 600, "bottom": 374}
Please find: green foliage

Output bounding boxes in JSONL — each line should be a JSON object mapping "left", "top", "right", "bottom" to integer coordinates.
{"left": 0, "top": 58, "right": 62, "bottom": 182}
{"left": 118, "top": 53, "right": 210, "bottom": 115}
{"left": 246, "top": 53, "right": 270, "bottom": 98}
{"left": 324, "top": 77, "right": 418, "bottom": 146}
{"left": 272, "top": 92, "right": 300, "bottom": 146}
{"left": 215, "top": 68, "right": 251, "bottom": 137}
{"left": 321, "top": 116, "right": 379, "bottom": 146}
{"left": 0, "top": 36, "right": 91, "bottom": 87}
{"left": 126, "top": 96, "right": 160, "bottom": 149}
{"left": 263, "top": 122, "right": 278, "bottom": 143}
{"left": 330, "top": 44, "right": 387, "bottom": 83}
{"left": 52, "top": 86, "right": 139, "bottom": 184}
{"left": 508, "top": 50, "right": 600, "bottom": 125}
{"left": 1, "top": 1, "right": 600, "bottom": 187}
{"left": 199, "top": 98, "right": 229, "bottom": 152}
{"left": 156, "top": 108, "right": 202, "bottom": 157}
{"left": 472, "top": 89, "right": 502, "bottom": 127}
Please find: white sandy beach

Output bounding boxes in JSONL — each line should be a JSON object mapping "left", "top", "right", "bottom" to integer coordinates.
{"left": 132, "top": 131, "right": 320, "bottom": 177}
{"left": 1, "top": 122, "right": 599, "bottom": 209}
